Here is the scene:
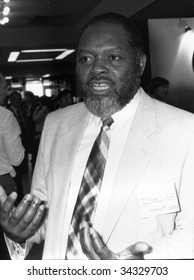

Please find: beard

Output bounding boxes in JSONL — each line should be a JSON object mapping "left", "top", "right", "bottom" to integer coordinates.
{"left": 76, "top": 64, "right": 141, "bottom": 118}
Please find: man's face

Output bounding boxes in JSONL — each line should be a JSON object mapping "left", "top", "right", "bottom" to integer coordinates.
{"left": 154, "top": 85, "right": 169, "bottom": 102}
{"left": 76, "top": 22, "right": 145, "bottom": 118}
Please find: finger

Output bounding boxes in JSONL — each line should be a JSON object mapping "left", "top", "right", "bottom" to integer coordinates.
{"left": 0, "top": 192, "right": 17, "bottom": 221}
{"left": 90, "top": 227, "right": 115, "bottom": 260}
{"left": 22, "top": 196, "right": 42, "bottom": 222}
{"left": 29, "top": 203, "right": 47, "bottom": 228}
{"left": 22, "top": 203, "right": 47, "bottom": 238}
{"left": 0, "top": 185, "right": 7, "bottom": 206}
{"left": 6, "top": 199, "right": 46, "bottom": 243}
{"left": 14, "top": 196, "right": 44, "bottom": 231}
{"left": 117, "top": 242, "right": 152, "bottom": 260}
{"left": 131, "top": 242, "right": 152, "bottom": 255}
{"left": 8, "top": 194, "right": 34, "bottom": 226}
{"left": 80, "top": 221, "right": 100, "bottom": 259}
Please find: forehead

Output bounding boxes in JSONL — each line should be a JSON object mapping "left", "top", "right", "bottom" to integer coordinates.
{"left": 78, "top": 22, "right": 130, "bottom": 51}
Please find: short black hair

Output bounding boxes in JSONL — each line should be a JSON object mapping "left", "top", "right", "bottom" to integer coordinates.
{"left": 78, "top": 12, "right": 145, "bottom": 59}
{"left": 148, "top": 77, "right": 170, "bottom": 95}
{"left": 58, "top": 89, "right": 72, "bottom": 100}
{"left": 9, "top": 91, "right": 22, "bottom": 99}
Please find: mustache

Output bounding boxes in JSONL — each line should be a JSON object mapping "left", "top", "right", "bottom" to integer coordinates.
{"left": 87, "top": 75, "right": 115, "bottom": 86}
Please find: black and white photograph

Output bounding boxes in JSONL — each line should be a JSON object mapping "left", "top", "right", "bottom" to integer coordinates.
{"left": 0, "top": 0, "right": 194, "bottom": 278}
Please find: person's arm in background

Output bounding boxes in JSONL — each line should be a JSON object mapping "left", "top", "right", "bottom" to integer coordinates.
{"left": 3, "top": 110, "right": 25, "bottom": 166}
{"left": 0, "top": 111, "right": 51, "bottom": 259}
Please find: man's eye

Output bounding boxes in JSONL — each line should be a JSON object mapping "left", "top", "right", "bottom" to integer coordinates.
{"left": 80, "top": 56, "right": 92, "bottom": 63}
{"left": 109, "top": 55, "right": 121, "bottom": 61}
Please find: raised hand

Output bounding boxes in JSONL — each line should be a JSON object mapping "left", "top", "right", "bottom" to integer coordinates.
{"left": 0, "top": 186, "right": 46, "bottom": 244}
{"left": 80, "top": 221, "right": 152, "bottom": 259}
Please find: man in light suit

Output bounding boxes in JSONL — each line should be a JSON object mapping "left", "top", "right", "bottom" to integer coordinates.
{"left": 1, "top": 13, "right": 194, "bottom": 260}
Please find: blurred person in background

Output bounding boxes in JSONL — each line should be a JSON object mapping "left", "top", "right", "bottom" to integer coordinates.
{"left": 8, "top": 91, "right": 32, "bottom": 152}
{"left": 0, "top": 105, "right": 25, "bottom": 259}
{"left": 57, "top": 89, "right": 73, "bottom": 109}
{"left": 0, "top": 106, "right": 25, "bottom": 196}
{"left": 0, "top": 82, "right": 25, "bottom": 196}
{"left": 32, "top": 96, "right": 52, "bottom": 158}
{"left": 23, "top": 91, "right": 36, "bottom": 118}
{"left": 7, "top": 91, "right": 33, "bottom": 201}
{"left": 148, "top": 77, "right": 170, "bottom": 103}
{"left": 0, "top": 73, "right": 9, "bottom": 107}
{"left": 23, "top": 91, "right": 38, "bottom": 169}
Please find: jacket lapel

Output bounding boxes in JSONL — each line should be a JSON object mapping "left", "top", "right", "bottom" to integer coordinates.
{"left": 51, "top": 105, "right": 91, "bottom": 257}
{"left": 101, "top": 93, "right": 159, "bottom": 243}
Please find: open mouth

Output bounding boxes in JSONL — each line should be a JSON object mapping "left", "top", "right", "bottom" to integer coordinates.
{"left": 92, "top": 83, "right": 110, "bottom": 91}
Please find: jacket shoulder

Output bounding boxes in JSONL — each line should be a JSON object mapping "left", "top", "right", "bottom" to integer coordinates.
{"left": 41, "top": 102, "right": 89, "bottom": 139}
{"left": 152, "top": 97, "right": 194, "bottom": 125}
{"left": 47, "top": 102, "right": 86, "bottom": 122}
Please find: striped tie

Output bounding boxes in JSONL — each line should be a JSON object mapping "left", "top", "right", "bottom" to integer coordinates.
{"left": 66, "top": 117, "right": 114, "bottom": 259}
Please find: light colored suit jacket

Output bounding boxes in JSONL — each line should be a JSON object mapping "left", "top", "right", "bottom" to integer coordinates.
{"left": 28, "top": 90, "right": 194, "bottom": 259}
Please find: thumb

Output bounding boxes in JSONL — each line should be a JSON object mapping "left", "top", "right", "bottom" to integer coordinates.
{"left": 117, "top": 241, "right": 152, "bottom": 260}
{"left": 0, "top": 185, "right": 7, "bottom": 206}
{"left": 130, "top": 241, "right": 152, "bottom": 255}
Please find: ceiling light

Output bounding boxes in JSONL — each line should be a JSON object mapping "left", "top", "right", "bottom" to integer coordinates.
{"left": 0, "top": 16, "right": 9, "bottom": 25}
{"left": 0, "top": 0, "right": 10, "bottom": 25}
{"left": 3, "top": 6, "right": 10, "bottom": 16}
{"left": 3, "top": 16, "right": 8, "bottom": 23}
{"left": 8, "top": 48, "right": 75, "bottom": 63}
{"left": 42, "top": 79, "right": 52, "bottom": 86}
{"left": 21, "top": 49, "right": 66, "bottom": 53}
{"left": 42, "top": 74, "right": 51, "bottom": 78}
{"left": 8, "top": 51, "right": 20, "bottom": 62}
{"left": 16, "top": 58, "right": 54, "bottom": 63}
{"left": 55, "top": 49, "right": 75, "bottom": 60}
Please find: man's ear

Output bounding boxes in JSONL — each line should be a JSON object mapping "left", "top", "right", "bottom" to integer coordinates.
{"left": 139, "top": 54, "right": 147, "bottom": 76}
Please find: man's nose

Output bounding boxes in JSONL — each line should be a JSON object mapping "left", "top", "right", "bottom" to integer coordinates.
{"left": 91, "top": 58, "right": 109, "bottom": 75}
